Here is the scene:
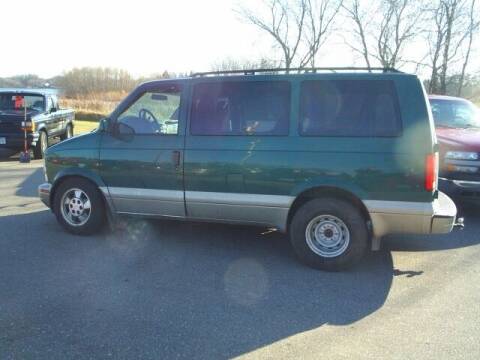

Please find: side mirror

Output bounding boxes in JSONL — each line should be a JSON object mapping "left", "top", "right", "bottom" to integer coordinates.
{"left": 98, "top": 118, "right": 109, "bottom": 132}
{"left": 50, "top": 107, "right": 57, "bottom": 113}
{"left": 112, "top": 121, "right": 135, "bottom": 141}
{"left": 118, "top": 122, "right": 135, "bottom": 135}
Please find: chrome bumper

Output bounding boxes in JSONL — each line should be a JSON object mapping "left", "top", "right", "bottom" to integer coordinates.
{"left": 430, "top": 191, "right": 457, "bottom": 233}
{"left": 450, "top": 179, "right": 480, "bottom": 188}
{"left": 366, "top": 191, "right": 458, "bottom": 238}
{"left": 38, "top": 183, "right": 52, "bottom": 208}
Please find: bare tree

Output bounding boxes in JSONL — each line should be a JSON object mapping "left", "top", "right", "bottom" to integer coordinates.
{"left": 457, "top": 0, "right": 480, "bottom": 96}
{"left": 237, "top": 0, "right": 342, "bottom": 69}
{"left": 427, "top": 3, "right": 446, "bottom": 93}
{"left": 378, "top": 0, "right": 423, "bottom": 67}
{"left": 342, "top": 0, "right": 424, "bottom": 69}
{"left": 237, "top": 0, "right": 306, "bottom": 69}
{"left": 299, "top": 0, "right": 344, "bottom": 67}
{"left": 440, "top": 0, "right": 462, "bottom": 93}
{"left": 426, "top": 0, "right": 477, "bottom": 94}
{"left": 341, "top": 0, "right": 372, "bottom": 68}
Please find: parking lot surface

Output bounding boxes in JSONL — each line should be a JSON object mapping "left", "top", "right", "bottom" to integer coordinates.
{"left": 1, "top": 159, "right": 479, "bottom": 359}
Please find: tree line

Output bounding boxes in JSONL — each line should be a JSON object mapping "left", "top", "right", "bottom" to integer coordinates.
{"left": 238, "top": 0, "right": 479, "bottom": 97}
{"left": 0, "top": 68, "right": 184, "bottom": 98}
{"left": 55, "top": 68, "right": 189, "bottom": 98}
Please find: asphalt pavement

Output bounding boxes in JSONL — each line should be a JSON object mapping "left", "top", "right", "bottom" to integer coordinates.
{"left": 0, "top": 159, "right": 479, "bottom": 359}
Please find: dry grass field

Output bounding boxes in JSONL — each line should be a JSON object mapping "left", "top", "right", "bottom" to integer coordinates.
{"left": 74, "top": 120, "right": 100, "bottom": 136}
{"left": 61, "top": 91, "right": 126, "bottom": 121}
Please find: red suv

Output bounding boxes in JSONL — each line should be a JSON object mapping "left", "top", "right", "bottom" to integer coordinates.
{"left": 429, "top": 95, "right": 480, "bottom": 204}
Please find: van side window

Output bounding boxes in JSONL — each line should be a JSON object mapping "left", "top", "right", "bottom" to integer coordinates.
{"left": 117, "top": 85, "right": 181, "bottom": 135}
{"left": 190, "top": 81, "right": 290, "bottom": 136}
{"left": 299, "top": 80, "right": 401, "bottom": 137}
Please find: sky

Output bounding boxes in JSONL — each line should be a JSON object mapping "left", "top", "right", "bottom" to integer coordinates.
{"left": 0, "top": 0, "right": 266, "bottom": 77}
{"left": 0, "top": 0, "right": 476, "bottom": 79}
{"left": 0, "top": 0, "right": 359, "bottom": 78}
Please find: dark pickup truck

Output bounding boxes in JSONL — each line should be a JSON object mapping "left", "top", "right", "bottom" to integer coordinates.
{"left": 0, "top": 88, "right": 74, "bottom": 159}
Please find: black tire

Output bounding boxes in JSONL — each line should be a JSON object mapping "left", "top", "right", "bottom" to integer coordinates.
{"left": 53, "top": 178, "right": 106, "bottom": 235}
{"left": 33, "top": 130, "right": 48, "bottom": 159}
{"left": 60, "top": 124, "right": 73, "bottom": 141}
{"left": 289, "top": 198, "right": 368, "bottom": 271}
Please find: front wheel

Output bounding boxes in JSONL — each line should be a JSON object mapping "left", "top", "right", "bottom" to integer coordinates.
{"left": 33, "top": 131, "right": 48, "bottom": 159}
{"left": 60, "top": 124, "right": 73, "bottom": 141}
{"left": 53, "top": 178, "right": 106, "bottom": 235}
{"left": 289, "top": 198, "right": 368, "bottom": 271}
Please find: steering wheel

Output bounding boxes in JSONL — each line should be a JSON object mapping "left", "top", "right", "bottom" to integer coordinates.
{"left": 139, "top": 108, "right": 158, "bottom": 123}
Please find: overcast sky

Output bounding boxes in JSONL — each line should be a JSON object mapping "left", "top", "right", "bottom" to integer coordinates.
{"left": 0, "top": 0, "right": 477, "bottom": 79}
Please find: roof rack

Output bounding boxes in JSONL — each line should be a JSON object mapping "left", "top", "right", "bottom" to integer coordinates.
{"left": 192, "top": 67, "right": 402, "bottom": 77}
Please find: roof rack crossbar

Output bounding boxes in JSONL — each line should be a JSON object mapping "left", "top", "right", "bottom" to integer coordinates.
{"left": 192, "top": 67, "right": 401, "bottom": 77}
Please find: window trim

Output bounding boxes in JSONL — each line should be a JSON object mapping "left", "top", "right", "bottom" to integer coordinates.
{"left": 114, "top": 84, "right": 183, "bottom": 136}
{"left": 189, "top": 80, "right": 291, "bottom": 137}
{"left": 46, "top": 96, "right": 55, "bottom": 112}
{"left": 298, "top": 79, "right": 403, "bottom": 138}
{"left": 51, "top": 95, "right": 59, "bottom": 110}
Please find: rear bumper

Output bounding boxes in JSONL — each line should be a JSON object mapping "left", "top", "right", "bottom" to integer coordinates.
{"left": 38, "top": 183, "right": 52, "bottom": 208}
{"left": 430, "top": 191, "right": 457, "bottom": 233}
{"left": 366, "top": 191, "right": 458, "bottom": 238}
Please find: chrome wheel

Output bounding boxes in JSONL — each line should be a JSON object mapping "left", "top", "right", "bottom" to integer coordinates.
{"left": 60, "top": 188, "right": 91, "bottom": 227}
{"left": 305, "top": 214, "right": 350, "bottom": 258}
{"left": 41, "top": 132, "right": 48, "bottom": 154}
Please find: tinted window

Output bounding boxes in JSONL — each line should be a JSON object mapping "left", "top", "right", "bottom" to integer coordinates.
{"left": 430, "top": 99, "right": 480, "bottom": 128}
{"left": 117, "top": 85, "right": 181, "bottom": 135}
{"left": 299, "top": 80, "right": 401, "bottom": 136}
{"left": 190, "top": 81, "right": 290, "bottom": 136}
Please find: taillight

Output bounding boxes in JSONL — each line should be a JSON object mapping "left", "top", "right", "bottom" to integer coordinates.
{"left": 425, "top": 153, "right": 439, "bottom": 191}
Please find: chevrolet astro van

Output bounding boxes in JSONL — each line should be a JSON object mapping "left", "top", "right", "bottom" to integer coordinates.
{"left": 38, "top": 68, "right": 461, "bottom": 271}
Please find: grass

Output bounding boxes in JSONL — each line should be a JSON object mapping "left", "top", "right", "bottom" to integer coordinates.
{"left": 74, "top": 120, "right": 99, "bottom": 136}
{"left": 60, "top": 91, "right": 125, "bottom": 121}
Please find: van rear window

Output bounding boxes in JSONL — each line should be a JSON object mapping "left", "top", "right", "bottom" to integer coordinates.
{"left": 299, "top": 80, "right": 401, "bottom": 137}
{"left": 190, "top": 81, "right": 290, "bottom": 136}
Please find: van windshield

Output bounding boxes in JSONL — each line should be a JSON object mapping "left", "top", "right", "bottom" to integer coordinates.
{"left": 430, "top": 98, "right": 480, "bottom": 129}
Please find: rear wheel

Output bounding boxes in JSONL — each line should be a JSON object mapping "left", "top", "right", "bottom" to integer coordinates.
{"left": 60, "top": 124, "right": 73, "bottom": 141}
{"left": 33, "top": 130, "right": 48, "bottom": 159}
{"left": 290, "top": 198, "right": 368, "bottom": 271}
{"left": 53, "top": 178, "right": 106, "bottom": 235}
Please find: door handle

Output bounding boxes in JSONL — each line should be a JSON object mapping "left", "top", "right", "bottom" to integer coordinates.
{"left": 172, "top": 150, "right": 181, "bottom": 170}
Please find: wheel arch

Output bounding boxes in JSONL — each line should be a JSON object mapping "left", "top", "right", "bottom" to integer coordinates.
{"left": 287, "top": 186, "right": 372, "bottom": 234}
{"left": 50, "top": 169, "right": 110, "bottom": 212}
{"left": 36, "top": 124, "right": 48, "bottom": 133}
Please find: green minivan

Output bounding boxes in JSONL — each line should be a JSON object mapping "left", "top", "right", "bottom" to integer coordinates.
{"left": 38, "top": 68, "right": 461, "bottom": 271}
